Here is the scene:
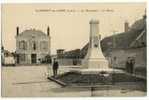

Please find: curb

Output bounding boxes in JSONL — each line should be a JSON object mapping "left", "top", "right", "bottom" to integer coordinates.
{"left": 47, "top": 77, "right": 67, "bottom": 87}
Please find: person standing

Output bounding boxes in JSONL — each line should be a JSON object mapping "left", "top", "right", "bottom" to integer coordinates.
{"left": 52, "top": 58, "right": 59, "bottom": 77}
{"left": 130, "top": 58, "right": 135, "bottom": 74}
{"left": 125, "top": 57, "right": 131, "bottom": 73}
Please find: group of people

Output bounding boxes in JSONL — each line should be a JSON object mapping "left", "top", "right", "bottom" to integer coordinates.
{"left": 110, "top": 56, "right": 135, "bottom": 74}
{"left": 125, "top": 57, "right": 135, "bottom": 74}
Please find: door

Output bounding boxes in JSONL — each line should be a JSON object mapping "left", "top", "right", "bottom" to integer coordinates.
{"left": 31, "top": 54, "right": 37, "bottom": 64}
{"left": 16, "top": 54, "right": 20, "bottom": 64}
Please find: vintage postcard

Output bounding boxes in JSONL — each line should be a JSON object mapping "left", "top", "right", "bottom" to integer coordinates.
{"left": 1, "top": 3, "right": 147, "bottom": 97}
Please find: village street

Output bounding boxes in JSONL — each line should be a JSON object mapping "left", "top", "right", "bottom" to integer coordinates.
{"left": 2, "top": 65, "right": 146, "bottom": 97}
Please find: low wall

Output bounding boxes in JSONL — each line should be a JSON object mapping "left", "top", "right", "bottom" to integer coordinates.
{"left": 57, "top": 58, "right": 82, "bottom": 66}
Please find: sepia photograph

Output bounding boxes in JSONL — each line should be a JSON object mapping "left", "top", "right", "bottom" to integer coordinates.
{"left": 1, "top": 2, "right": 147, "bottom": 97}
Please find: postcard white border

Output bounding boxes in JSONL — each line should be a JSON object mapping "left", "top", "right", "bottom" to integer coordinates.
{"left": 0, "top": 0, "right": 148, "bottom": 100}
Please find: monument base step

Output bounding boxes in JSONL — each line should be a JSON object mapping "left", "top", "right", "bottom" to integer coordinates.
{"left": 71, "top": 68, "right": 124, "bottom": 74}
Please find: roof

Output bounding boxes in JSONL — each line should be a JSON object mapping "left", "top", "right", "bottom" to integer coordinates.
{"left": 101, "top": 17, "right": 146, "bottom": 51}
{"left": 17, "top": 29, "right": 48, "bottom": 38}
{"left": 130, "top": 30, "right": 146, "bottom": 47}
{"left": 58, "top": 49, "right": 80, "bottom": 58}
{"left": 131, "top": 18, "right": 146, "bottom": 30}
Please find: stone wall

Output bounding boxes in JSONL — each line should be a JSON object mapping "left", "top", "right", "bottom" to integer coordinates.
{"left": 110, "top": 47, "right": 146, "bottom": 69}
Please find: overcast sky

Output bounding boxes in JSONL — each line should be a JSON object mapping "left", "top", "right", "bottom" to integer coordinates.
{"left": 2, "top": 3, "right": 146, "bottom": 54}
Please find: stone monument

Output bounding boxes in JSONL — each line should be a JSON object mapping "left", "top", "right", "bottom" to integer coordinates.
{"left": 83, "top": 19, "right": 108, "bottom": 69}
{"left": 80, "top": 19, "right": 113, "bottom": 74}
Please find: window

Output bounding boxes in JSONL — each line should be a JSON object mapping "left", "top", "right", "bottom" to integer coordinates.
{"left": 32, "top": 41, "right": 37, "bottom": 50}
{"left": 33, "top": 42, "right": 36, "bottom": 50}
{"left": 19, "top": 40, "right": 27, "bottom": 50}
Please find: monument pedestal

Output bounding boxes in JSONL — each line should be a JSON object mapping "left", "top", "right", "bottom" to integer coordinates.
{"left": 78, "top": 68, "right": 124, "bottom": 74}
{"left": 83, "top": 58, "right": 109, "bottom": 69}
{"left": 81, "top": 19, "right": 109, "bottom": 74}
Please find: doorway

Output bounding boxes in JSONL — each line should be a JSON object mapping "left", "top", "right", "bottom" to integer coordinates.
{"left": 16, "top": 54, "right": 20, "bottom": 64}
{"left": 31, "top": 54, "right": 37, "bottom": 64}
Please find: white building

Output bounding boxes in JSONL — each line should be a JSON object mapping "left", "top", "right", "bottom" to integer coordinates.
{"left": 15, "top": 27, "right": 51, "bottom": 64}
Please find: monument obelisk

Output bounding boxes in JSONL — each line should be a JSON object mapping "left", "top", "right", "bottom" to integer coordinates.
{"left": 82, "top": 19, "right": 109, "bottom": 72}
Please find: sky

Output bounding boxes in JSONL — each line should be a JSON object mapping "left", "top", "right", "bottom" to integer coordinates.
{"left": 2, "top": 3, "right": 146, "bottom": 54}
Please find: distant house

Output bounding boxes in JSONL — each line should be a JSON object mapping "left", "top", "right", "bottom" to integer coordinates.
{"left": 1, "top": 46, "right": 15, "bottom": 66}
{"left": 56, "top": 49, "right": 81, "bottom": 65}
{"left": 15, "top": 27, "right": 51, "bottom": 64}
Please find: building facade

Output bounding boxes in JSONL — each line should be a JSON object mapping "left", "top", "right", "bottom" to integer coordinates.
{"left": 15, "top": 27, "right": 51, "bottom": 64}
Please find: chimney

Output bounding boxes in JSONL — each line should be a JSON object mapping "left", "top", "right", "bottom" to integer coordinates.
{"left": 16, "top": 26, "right": 19, "bottom": 36}
{"left": 124, "top": 21, "right": 129, "bottom": 32}
{"left": 143, "top": 8, "right": 146, "bottom": 19}
{"left": 47, "top": 26, "right": 50, "bottom": 36}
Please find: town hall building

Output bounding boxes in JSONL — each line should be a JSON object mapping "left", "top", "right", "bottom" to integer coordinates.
{"left": 15, "top": 27, "right": 51, "bottom": 64}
